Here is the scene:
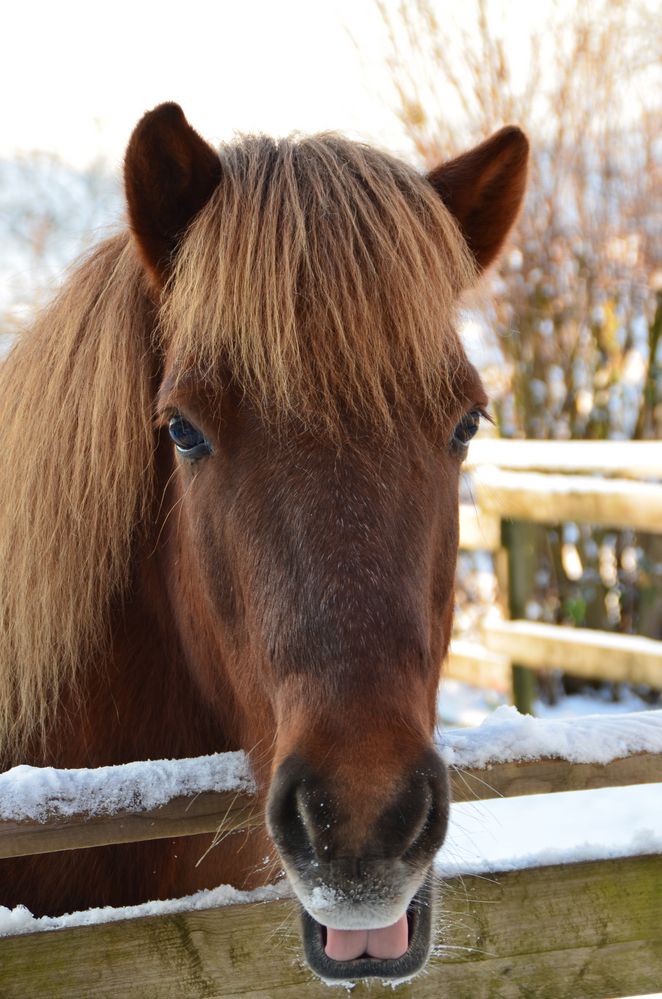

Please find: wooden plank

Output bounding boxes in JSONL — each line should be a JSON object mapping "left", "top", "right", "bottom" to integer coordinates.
{"left": 466, "top": 438, "right": 662, "bottom": 480}
{"left": 483, "top": 619, "right": 662, "bottom": 687}
{"left": 458, "top": 503, "right": 501, "bottom": 551}
{"left": 451, "top": 751, "right": 662, "bottom": 802}
{"left": 3, "top": 710, "right": 661, "bottom": 858}
{"left": 0, "top": 790, "right": 261, "bottom": 861}
{"left": 3, "top": 748, "right": 660, "bottom": 860}
{"left": 445, "top": 639, "right": 511, "bottom": 693}
{"left": 0, "top": 854, "right": 659, "bottom": 998}
{"left": 474, "top": 467, "right": 662, "bottom": 533}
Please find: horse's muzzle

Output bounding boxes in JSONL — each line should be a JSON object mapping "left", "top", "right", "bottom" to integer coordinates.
{"left": 266, "top": 749, "right": 448, "bottom": 981}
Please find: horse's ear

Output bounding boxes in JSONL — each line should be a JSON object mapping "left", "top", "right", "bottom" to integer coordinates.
{"left": 428, "top": 126, "right": 529, "bottom": 274}
{"left": 124, "top": 102, "right": 222, "bottom": 288}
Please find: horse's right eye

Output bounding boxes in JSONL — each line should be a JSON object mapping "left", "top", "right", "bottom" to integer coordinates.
{"left": 168, "top": 415, "right": 212, "bottom": 460}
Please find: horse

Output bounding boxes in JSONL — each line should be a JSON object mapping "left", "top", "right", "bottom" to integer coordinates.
{"left": 0, "top": 103, "right": 527, "bottom": 981}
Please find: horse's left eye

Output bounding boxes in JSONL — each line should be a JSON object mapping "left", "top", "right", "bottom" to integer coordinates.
{"left": 168, "top": 415, "right": 212, "bottom": 460}
{"left": 451, "top": 410, "right": 481, "bottom": 452}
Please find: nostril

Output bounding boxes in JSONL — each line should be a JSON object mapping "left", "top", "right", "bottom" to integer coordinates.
{"left": 381, "top": 755, "right": 449, "bottom": 863}
{"left": 267, "top": 755, "right": 334, "bottom": 863}
{"left": 295, "top": 788, "right": 331, "bottom": 860}
{"left": 401, "top": 785, "right": 433, "bottom": 854}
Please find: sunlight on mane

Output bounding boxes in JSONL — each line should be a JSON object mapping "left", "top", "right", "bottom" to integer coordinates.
{"left": 162, "top": 133, "right": 475, "bottom": 435}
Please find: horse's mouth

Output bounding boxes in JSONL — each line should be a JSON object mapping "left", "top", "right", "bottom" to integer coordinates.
{"left": 300, "top": 875, "right": 433, "bottom": 982}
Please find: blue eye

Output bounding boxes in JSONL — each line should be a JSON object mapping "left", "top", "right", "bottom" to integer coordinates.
{"left": 452, "top": 410, "right": 480, "bottom": 451}
{"left": 168, "top": 415, "right": 212, "bottom": 460}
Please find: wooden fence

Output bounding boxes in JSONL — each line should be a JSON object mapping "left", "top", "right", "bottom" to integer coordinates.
{"left": 1, "top": 710, "right": 661, "bottom": 998}
{"left": 447, "top": 439, "right": 662, "bottom": 706}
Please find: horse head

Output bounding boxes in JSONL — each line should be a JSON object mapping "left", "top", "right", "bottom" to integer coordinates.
{"left": 124, "top": 103, "right": 527, "bottom": 981}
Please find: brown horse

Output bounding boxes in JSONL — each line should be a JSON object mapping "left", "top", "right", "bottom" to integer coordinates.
{"left": 0, "top": 104, "right": 527, "bottom": 980}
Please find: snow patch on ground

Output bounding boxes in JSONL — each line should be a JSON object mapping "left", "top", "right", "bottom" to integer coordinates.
{"left": 0, "top": 880, "right": 291, "bottom": 938}
{"left": 0, "top": 751, "right": 255, "bottom": 822}
{"left": 439, "top": 705, "right": 662, "bottom": 769}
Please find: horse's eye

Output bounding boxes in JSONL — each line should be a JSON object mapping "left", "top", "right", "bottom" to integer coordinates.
{"left": 451, "top": 410, "right": 481, "bottom": 452}
{"left": 168, "top": 415, "right": 212, "bottom": 460}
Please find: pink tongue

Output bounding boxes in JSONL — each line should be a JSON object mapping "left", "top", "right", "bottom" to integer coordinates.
{"left": 325, "top": 914, "right": 408, "bottom": 961}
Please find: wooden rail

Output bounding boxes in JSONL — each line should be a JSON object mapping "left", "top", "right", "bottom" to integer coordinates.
{"left": 474, "top": 467, "right": 662, "bottom": 534}
{"left": 465, "top": 438, "right": 662, "bottom": 479}
{"left": 2, "top": 713, "right": 660, "bottom": 859}
{"left": 445, "top": 639, "right": 510, "bottom": 692}
{"left": 1, "top": 854, "right": 660, "bottom": 998}
{"left": 2, "top": 751, "right": 659, "bottom": 859}
{"left": 0, "top": 790, "right": 261, "bottom": 861}
{"left": 458, "top": 502, "right": 500, "bottom": 551}
{"left": 483, "top": 620, "right": 662, "bottom": 688}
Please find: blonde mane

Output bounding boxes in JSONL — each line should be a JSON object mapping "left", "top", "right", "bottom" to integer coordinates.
{"left": 162, "top": 134, "right": 474, "bottom": 433}
{"left": 0, "top": 133, "right": 474, "bottom": 757}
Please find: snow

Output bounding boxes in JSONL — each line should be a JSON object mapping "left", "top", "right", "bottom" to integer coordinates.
{"left": 474, "top": 465, "right": 662, "bottom": 499}
{"left": 7, "top": 707, "right": 657, "bottom": 826}
{"left": 437, "top": 782, "right": 662, "bottom": 877}
{"left": 435, "top": 693, "right": 662, "bottom": 880}
{"left": 0, "top": 751, "right": 255, "bottom": 822}
{"left": 0, "top": 880, "right": 291, "bottom": 938}
{"left": 439, "top": 705, "right": 662, "bottom": 769}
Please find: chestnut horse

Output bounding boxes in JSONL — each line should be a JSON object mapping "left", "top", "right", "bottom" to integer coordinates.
{"left": 0, "top": 104, "right": 527, "bottom": 980}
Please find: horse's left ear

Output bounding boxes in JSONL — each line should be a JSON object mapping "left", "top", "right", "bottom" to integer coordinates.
{"left": 428, "top": 126, "right": 529, "bottom": 274}
{"left": 124, "top": 102, "right": 222, "bottom": 288}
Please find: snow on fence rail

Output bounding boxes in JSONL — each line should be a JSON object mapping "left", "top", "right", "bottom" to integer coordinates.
{"left": 1, "top": 710, "right": 660, "bottom": 860}
{"left": 465, "top": 438, "right": 662, "bottom": 480}
{"left": 1, "top": 709, "right": 661, "bottom": 998}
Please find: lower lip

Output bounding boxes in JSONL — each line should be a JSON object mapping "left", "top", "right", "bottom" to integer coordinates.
{"left": 300, "top": 874, "right": 433, "bottom": 981}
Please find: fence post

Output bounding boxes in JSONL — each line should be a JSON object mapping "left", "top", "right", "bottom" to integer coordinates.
{"left": 502, "top": 519, "right": 537, "bottom": 714}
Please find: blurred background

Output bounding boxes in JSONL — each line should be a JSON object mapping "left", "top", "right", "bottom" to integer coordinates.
{"left": 2, "top": 0, "right": 661, "bottom": 724}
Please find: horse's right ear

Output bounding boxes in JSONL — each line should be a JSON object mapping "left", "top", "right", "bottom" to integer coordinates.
{"left": 124, "top": 103, "right": 222, "bottom": 288}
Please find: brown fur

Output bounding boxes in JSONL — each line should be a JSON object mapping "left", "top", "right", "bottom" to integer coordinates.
{"left": 0, "top": 106, "right": 527, "bottom": 922}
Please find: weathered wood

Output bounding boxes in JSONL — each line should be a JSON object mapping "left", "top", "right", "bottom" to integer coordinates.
{"left": 3, "top": 750, "right": 660, "bottom": 861}
{"left": 466, "top": 438, "right": 662, "bottom": 480}
{"left": 0, "top": 790, "right": 261, "bottom": 861}
{"left": 475, "top": 467, "right": 662, "bottom": 533}
{"left": 445, "top": 639, "right": 511, "bottom": 693}
{"left": 0, "top": 711, "right": 662, "bottom": 857}
{"left": 503, "top": 519, "right": 538, "bottom": 714}
{"left": 451, "top": 751, "right": 662, "bottom": 802}
{"left": 483, "top": 619, "right": 662, "bottom": 687}
{"left": 458, "top": 502, "right": 501, "bottom": 551}
{"left": 0, "top": 855, "right": 659, "bottom": 998}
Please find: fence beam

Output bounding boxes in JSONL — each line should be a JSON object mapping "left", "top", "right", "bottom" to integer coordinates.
{"left": 1, "top": 855, "right": 660, "bottom": 998}
{"left": 445, "top": 640, "right": 511, "bottom": 693}
{"left": 466, "top": 439, "right": 662, "bottom": 479}
{"left": 458, "top": 503, "right": 501, "bottom": 551}
{"left": 483, "top": 619, "right": 662, "bottom": 688}
{"left": 451, "top": 751, "right": 662, "bottom": 802}
{"left": 475, "top": 468, "right": 662, "bottom": 534}
{"left": 3, "top": 727, "right": 661, "bottom": 858}
{"left": 0, "top": 790, "right": 261, "bottom": 861}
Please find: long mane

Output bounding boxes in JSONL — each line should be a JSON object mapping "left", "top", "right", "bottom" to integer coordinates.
{"left": 0, "top": 236, "right": 155, "bottom": 757}
{"left": 0, "top": 133, "right": 474, "bottom": 758}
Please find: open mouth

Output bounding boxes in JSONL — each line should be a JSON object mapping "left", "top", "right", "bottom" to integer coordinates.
{"left": 300, "top": 874, "right": 433, "bottom": 982}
